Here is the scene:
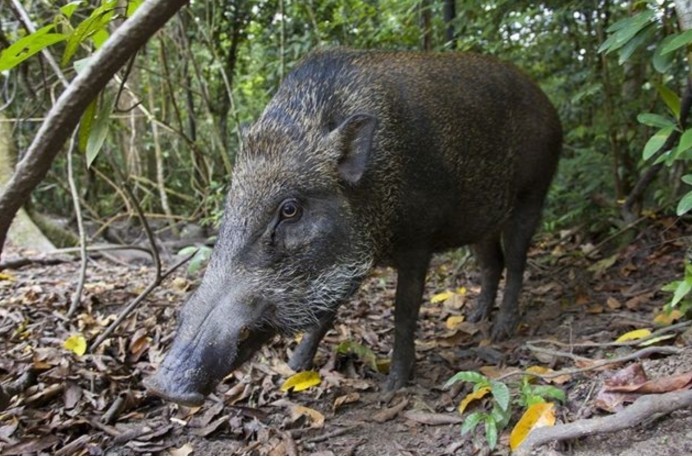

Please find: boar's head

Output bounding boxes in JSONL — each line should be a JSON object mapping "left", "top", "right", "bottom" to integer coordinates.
{"left": 145, "top": 113, "right": 378, "bottom": 405}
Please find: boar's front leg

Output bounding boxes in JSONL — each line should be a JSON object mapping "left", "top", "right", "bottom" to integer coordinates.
{"left": 386, "top": 250, "right": 431, "bottom": 390}
{"left": 288, "top": 309, "right": 337, "bottom": 371}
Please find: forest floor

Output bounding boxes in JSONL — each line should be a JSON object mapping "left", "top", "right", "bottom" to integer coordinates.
{"left": 0, "top": 216, "right": 690, "bottom": 456}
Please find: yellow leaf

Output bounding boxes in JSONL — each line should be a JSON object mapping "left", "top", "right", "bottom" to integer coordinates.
{"left": 458, "top": 386, "right": 490, "bottom": 414}
{"left": 0, "top": 272, "right": 15, "bottom": 281}
{"left": 615, "top": 328, "right": 651, "bottom": 342}
{"left": 445, "top": 315, "right": 465, "bottom": 329}
{"left": 526, "top": 365, "right": 550, "bottom": 376}
{"left": 637, "top": 334, "right": 676, "bottom": 347}
{"left": 431, "top": 290, "right": 454, "bottom": 304}
{"left": 653, "top": 309, "right": 683, "bottom": 326}
{"left": 456, "top": 287, "right": 467, "bottom": 295}
{"left": 376, "top": 358, "right": 390, "bottom": 374}
{"left": 280, "top": 371, "right": 321, "bottom": 392}
{"left": 510, "top": 402, "right": 556, "bottom": 451}
{"left": 525, "top": 365, "right": 571, "bottom": 385}
{"left": 63, "top": 334, "right": 87, "bottom": 356}
{"left": 291, "top": 405, "right": 325, "bottom": 428}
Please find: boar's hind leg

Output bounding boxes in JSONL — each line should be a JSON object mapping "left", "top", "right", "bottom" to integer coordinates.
{"left": 386, "top": 250, "right": 431, "bottom": 390}
{"left": 288, "top": 309, "right": 336, "bottom": 371}
{"left": 491, "top": 193, "right": 545, "bottom": 341}
{"left": 468, "top": 233, "right": 504, "bottom": 324}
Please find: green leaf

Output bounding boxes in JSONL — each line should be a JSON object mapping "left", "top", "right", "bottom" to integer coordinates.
{"left": 682, "top": 174, "right": 692, "bottom": 186}
{"left": 598, "top": 10, "right": 655, "bottom": 54}
{"left": 529, "top": 385, "right": 566, "bottom": 403}
{"left": 661, "top": 29, "right": 692, "bottom": 55}
{"left": 85, "top": 92, "right": 116, "bottom": 168}
{"left": 654, "top": 35, "right": 677, "bottom": 73}
{"left": 606, "top": 9, "right": 654, "bottom": 32}
{"left": 61, "top": 0, "right": 118, "bottom": 66}
{"left": 670, "top": 275, "right": 692, "bottom": 306}
{"left": 335, "top": 340, "right": 378, "bottom": 371}
{"left": 490, "top": 380, "right": 510, "bottom": 411}
{"left": 460, "top": 411, "right": 484, "bottom": 435}
{"left": 485, "top": 417, "right": 499, "bottom": 450}
{"left": 676, "top": 190, "right": 692, "bottom": 216}
{"left": 0, "top": 25, "right": 67, "bottom": 72}
{"left": 654, "top": 82, "right": 681, "bottom": 119}
{"left": 92, "top": 29, "right": 110, "bottom": 49}
{"left": 678, "top": 128, "right": 692, "bottom": 153}
{"left": 445, "top": 371, "right": 488, "bottom": 388}
{"left": 637, "top": 113, "right": 675, "bottom": 129}
{"left": 127, "top": 0, "right": 144, "bottom": 17}
{"left": 184, "top": 246, "right": 211, "bottom": 275}
{"left": 617, "top": 24, "right": 655, "bottom": 64}
{"left": 60, "top": 1, "right": 83, "bottom": 19}
{"left": 78, "top": 98, "right": 98, "bottom": 153}
{"left": 490, "top": 403, "right": 511, "bottom": 427}
{"left": 643, "top": 126, "right": 673, "bottom": 161}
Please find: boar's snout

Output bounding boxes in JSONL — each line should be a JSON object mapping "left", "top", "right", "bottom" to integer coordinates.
{"left": 145, "top": 367, "right": 208, "bottom": 407}
{"left": 144, "top": 339, "right": 223, "bottom": 406}
{"left": 145, "top": 289, "right": 278, "bottom": 406}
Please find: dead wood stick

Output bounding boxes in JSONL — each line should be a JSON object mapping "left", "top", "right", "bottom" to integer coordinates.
{"left": 516, "top": 389, "right": 692, "bottom": 455}
{"left": 0, "top": 244, "right": 155, "bottom": 271}
{"left": 372, "top": 397, "right": 409, "bottom": 423}
{"left": 528, "top": 321, "right": 691, "bottom": 350}
{"left": 497, "top": 345, "right": 683, "bottom": 382}
{"left": 305, "top": 424, "right": 361, "bottom": 443}
{"left": 54, "top": 435, "right": 92, "bottom": 456}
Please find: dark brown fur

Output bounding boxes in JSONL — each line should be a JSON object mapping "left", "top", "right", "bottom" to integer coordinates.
{"left": 146, "top": 48, "right": 562, "bottom": 405}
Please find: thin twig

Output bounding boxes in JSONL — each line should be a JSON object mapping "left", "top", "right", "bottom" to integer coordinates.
{"left": 527, "top": 321, "right": 691, "bottom": 350}
{"left": 496, "top": 345, "right": 684, "bottom": 382}
{"left": 305, "top": 424, "right": 361, "bottom": 443}
{"left": 516, "top": 389, "right": 692, "bottom": 454}
{"left": 585, "top": 215, "right": 648, "bottom": 260}
{"left": 91, "top": 250, "right": 195, "bottom": 350}
{"left": 66, "top": 133, "right": 88, "bottom": 318}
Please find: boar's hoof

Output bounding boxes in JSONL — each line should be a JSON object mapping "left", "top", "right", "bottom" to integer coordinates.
{"left": 467, "top": 303, "right": 491, "bottom": 324}
{"left": 383, "top": 371, "right": 409, "bottom": 391}
{"left": 288, "top": 341, "right": 319, "bottom": 372}
{"left": 489, "top": 311, "right": 519, "bottom": 342}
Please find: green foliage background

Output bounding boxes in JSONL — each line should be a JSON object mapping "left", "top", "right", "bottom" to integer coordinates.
{"left": 0, "top": 0, "right": 689, "bottom": 236}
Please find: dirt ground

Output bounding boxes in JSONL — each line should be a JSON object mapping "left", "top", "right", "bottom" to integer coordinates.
{"left": 0, "top": 217, "right": 690, "bottom": 456}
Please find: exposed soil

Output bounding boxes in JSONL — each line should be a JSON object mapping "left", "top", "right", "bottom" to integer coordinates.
{"left": 0, "top": 217, "right": 690, "bottom": 456}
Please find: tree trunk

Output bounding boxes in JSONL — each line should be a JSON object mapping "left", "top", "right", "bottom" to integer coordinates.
{"left": 0, "top": 114, "right": 55, "bottom": 253}
{"left": 420, "top": 0, "right": 432, "bottom": 51}
{"left": 443, "top": 0, "right": 456, "bottom": 48}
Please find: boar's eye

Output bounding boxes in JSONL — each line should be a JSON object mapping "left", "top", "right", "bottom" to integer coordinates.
{"left": 279, "top": 199, "right": 302, "bottom": 221}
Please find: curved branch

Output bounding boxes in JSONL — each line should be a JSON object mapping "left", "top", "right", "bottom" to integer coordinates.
{"left": 516, "top": 389, "right": 692, "bottom": 454}
{"left": 0, "top": 0, "right": 189, "bottom": 260}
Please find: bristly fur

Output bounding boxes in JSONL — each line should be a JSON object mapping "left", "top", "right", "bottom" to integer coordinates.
{"left": 153, "top": 46, "right": 562, "bottom": 402}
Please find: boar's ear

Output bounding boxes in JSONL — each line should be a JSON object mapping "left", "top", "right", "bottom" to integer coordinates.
{"left": 331, "top": 113, "right": 377, "bottom": 185}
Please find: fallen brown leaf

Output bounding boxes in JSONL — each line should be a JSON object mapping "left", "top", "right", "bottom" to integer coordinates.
{"left": 333, "top": 392, "right": 360, "bottom": 411}
{"left": 605, "top": 372, "right": 692, "bottom": 394}
{"left": 372, "top": 397, "right": 408, "bottom": 423}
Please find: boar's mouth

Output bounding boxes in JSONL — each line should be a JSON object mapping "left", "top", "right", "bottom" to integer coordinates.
{"left": 145, "top": 323, "right": 276, "bottom": 407}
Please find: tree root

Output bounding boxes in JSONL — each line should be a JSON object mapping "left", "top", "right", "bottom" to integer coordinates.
{"left": 516, "top": 388, "right": 692, "bottom": 455}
